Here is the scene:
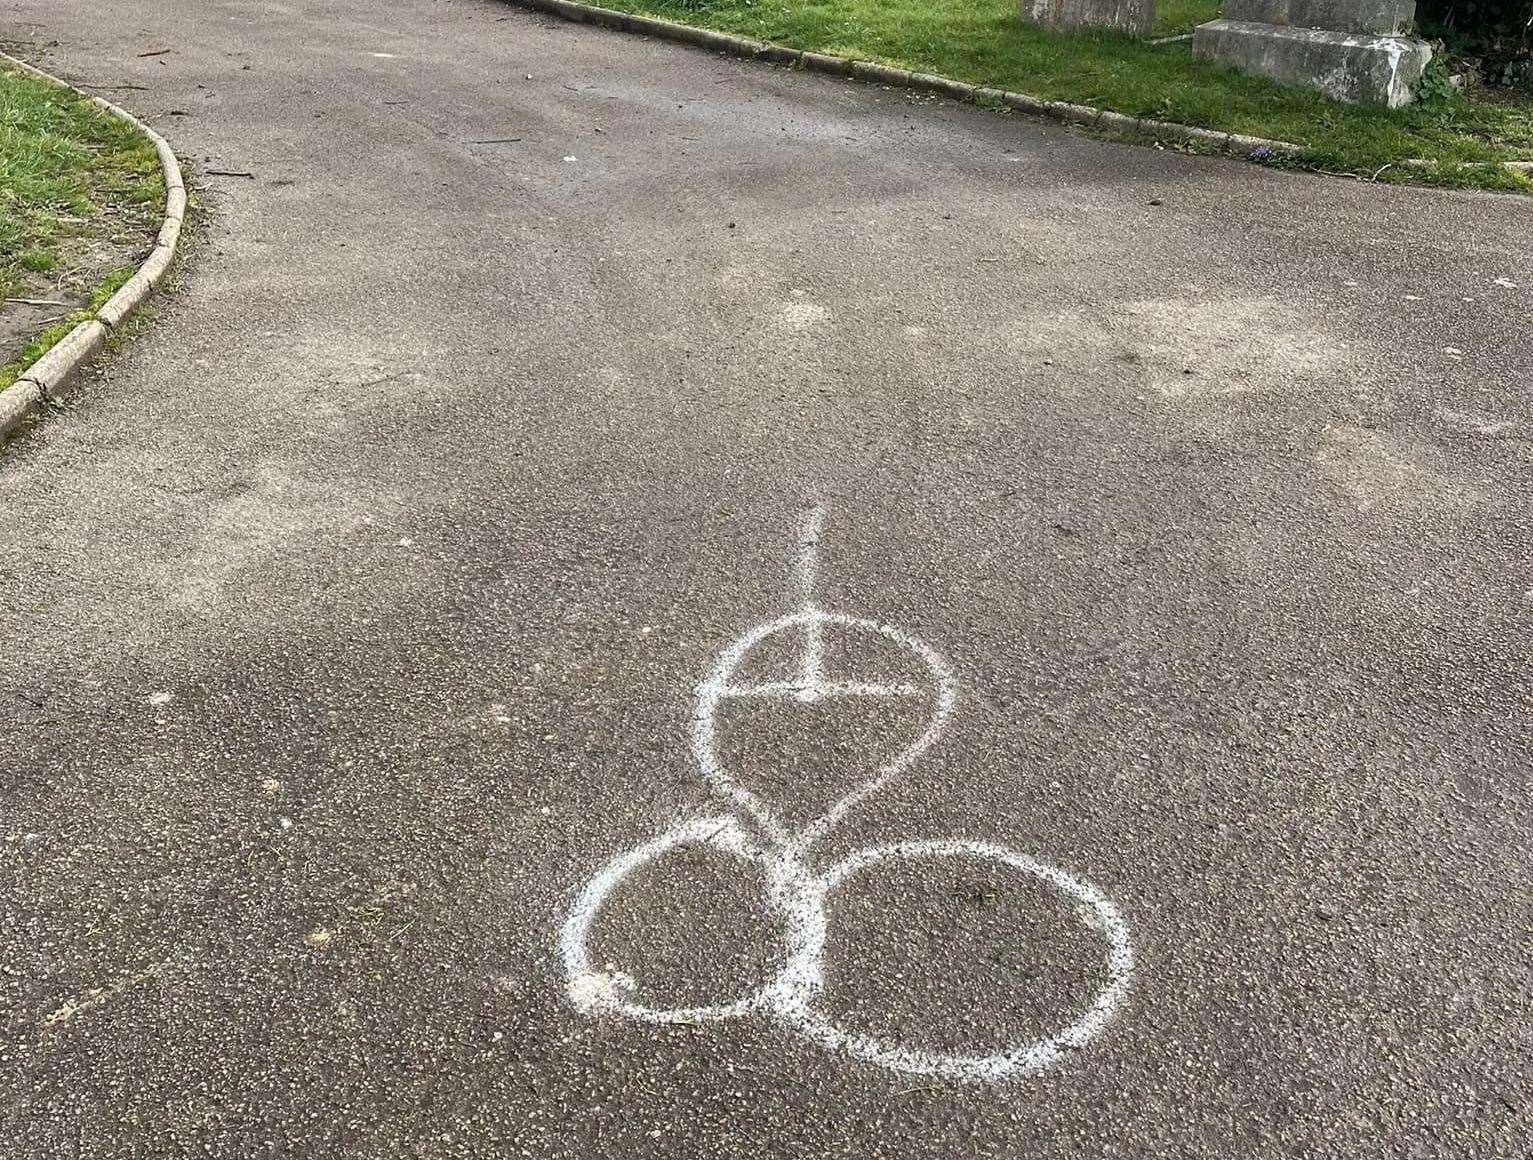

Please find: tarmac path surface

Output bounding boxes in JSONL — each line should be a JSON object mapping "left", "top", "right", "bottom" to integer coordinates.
{"left": 0, "top": 1, "right": 1529, "bottom": 1156}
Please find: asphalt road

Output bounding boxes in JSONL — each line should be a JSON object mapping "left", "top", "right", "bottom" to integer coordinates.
{"left": 1, "top": 1, "right": 1530, "bottom": 1156}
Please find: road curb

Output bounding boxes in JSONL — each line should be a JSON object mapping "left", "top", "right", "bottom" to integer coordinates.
{"left": 0, "top": 51, "right": 186, "bottom": 444}
{"left": 511, "top": 0, "right": 1533, "bottom": 184}
{"left": 509, "top": 0, "right": 1308, "bottom": 161}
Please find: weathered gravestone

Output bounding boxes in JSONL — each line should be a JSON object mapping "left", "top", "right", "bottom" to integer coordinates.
{"left": 1019, "top": 0, "right": 1155, "bottom": 37}
{"left": 1193, "top": 0, "right": 1434, "bottom": 107}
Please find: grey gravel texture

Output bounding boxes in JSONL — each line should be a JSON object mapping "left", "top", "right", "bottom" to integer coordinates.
{"left": 0, "top": 1, "right": 1529, "bottom": 1157}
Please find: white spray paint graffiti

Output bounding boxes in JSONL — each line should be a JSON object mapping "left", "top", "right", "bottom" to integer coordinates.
{"left": 559, "top": 508, "right": 1134, "bottom": 1082}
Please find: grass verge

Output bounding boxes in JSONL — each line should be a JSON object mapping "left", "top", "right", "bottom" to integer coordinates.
{"left": 575, "top": 0, "right": 1533, "bottom": 190}
{"left": 0, "top": 61, "right": 162, "bottom": 300}
{"left": 0, "top": 265, "right": 136, "bottom": 393}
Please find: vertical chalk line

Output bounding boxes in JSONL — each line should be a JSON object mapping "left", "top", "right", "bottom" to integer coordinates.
{"left": 796, "top": 505, "right": 826, "bottom": 703}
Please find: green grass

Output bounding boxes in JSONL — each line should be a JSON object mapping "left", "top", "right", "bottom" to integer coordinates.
{"left": 0, "top": 313, "right": 86, "bottom": 392}
{"left": 0, "top": 265, "right": 138, "bottom": 392}
{"left": 1152, "top": 0, "right": 1217, "bottom": 38}
{"left": 0, "top": 63, "right": 162, "bottom": 300}
{"left": 595, "top": 0, "right": 1533, "bottom": 189}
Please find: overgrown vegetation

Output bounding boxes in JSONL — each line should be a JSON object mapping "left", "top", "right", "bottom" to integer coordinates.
{"left": 0, "top": 63, "right": 162, "bottom": 300}
{"left": 1418, "top": 0, "right": 1533, "bottom": 84}
{"left": 589, "top": 0, "right": 1533, "bottom": 190}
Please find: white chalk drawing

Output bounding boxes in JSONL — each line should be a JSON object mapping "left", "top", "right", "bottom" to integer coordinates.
{"left": 559, "top": 508, "right": 1134, "bottom": 1082}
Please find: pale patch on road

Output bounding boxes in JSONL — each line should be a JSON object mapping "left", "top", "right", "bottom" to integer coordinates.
{"left": 1436, "top": 406, "right": 1521, "bottom": 438}
{"left": 40, "top": 962, "right": 163, "bottom": 1032}
{"left": 778, "top": 301, "right": 829, "bottom": 330}
{"left": 996, "top": 295, "right": 1348, "bottom": 403}
{"left": 1315, "top": 424, "right": 1486, "bottom": 514}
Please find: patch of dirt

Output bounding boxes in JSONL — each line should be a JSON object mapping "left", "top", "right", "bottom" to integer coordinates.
{"left": 0, "top": 197, "right": 158, "bottom": 371}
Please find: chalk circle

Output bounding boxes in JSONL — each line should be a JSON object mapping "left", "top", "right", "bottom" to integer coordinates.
{"left": 560, "top": 815, "right": 782, "bottom": 1025}
{"left": 560, "top": 820, "right": 1134, "bottom": 1082}
{"left": 770, "top": 839, "right": 1136, "bottom": 1083}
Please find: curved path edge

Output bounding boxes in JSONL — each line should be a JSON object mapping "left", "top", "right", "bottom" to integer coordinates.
{"left": 509, "top": 0, "right": 1307, "bottom": 160}
{"left": 0, "top": 51, "right": 186, "bottom": 444}
{"left": 510, "top": 0, "right": 1533, "bottom": 184}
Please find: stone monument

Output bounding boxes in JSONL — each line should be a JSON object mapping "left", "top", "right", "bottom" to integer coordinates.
{"left": 1020, "top": 0, "right": 1155, "bottom": 37}
{"left": 1193, "top": 0, "right": 1434, "bottom": 107}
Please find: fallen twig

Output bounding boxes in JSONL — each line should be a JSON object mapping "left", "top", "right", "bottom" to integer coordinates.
{"left": 206, "top": 168, "right": 255, "bottom": 178}
{"left": 5, "top": 297, "right": 71, "bottom": 307}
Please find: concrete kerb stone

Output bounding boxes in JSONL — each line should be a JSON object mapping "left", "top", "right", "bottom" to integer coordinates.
{"left": 0, "top": 50, "right": 186, "bottom": 441}
{"left": 16, "top": 320, "right": 108, "bottom": 399}
{"left": 1401, "top": 157, "right": 1533, "bottom": 174}
{"left": 157, "top": 139, "right": 183, "bottom": 190}
{"left": 96, "top": 273, "right": 156, "bottom": 329}
{"left": 0, "top": 380, "right": 43, "bottom": 433}
{"left": 850, "top": 60, "right": 911, "bottom": 87}
{"left": 801, "top": 52, "right": 853, "bottom": 78}
{"left": 157, "top": 215, "right": 183, "bottom": 251}
{"left": 509, "top": 0, "right": 1305, "bottom": 160}
{"left": 138, "top": 243, "right": 177, "bottom": 287}
{"left": 757, "top": 44, "right": 799, "bottom": 66}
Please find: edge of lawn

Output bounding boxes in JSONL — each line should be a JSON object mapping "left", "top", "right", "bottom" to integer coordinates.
{"left": 0, "top": 52, "right": 188, "bottom": 444}
{"left": 507, "top": 0, "right": 1532, "bottom": 193}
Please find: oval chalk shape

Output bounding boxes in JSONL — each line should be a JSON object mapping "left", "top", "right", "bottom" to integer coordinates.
{"left": 560, "top": 816, "right": 789, "bottom": 1024}
{"left": 769, "top": 840, "right": 1134, "bottom": 1082}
